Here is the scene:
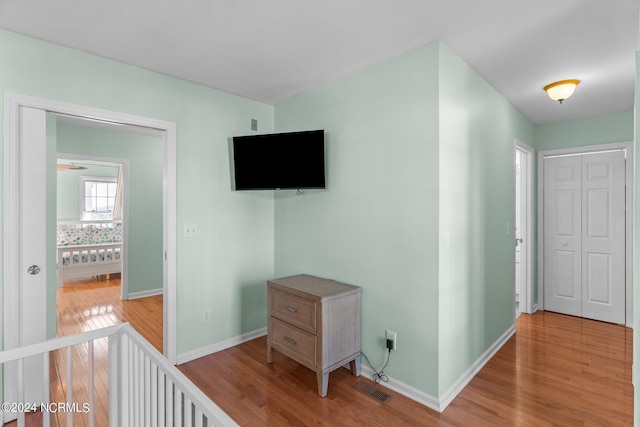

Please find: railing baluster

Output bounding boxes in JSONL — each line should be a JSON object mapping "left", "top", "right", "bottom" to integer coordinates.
{"left": 129, "top": 341, "right": 140, "bottom": 425}
{"left": 144, "top": 352, "right": 151, "bottom": 427}
{"left": 150, "top": 361, "right": 158, "bottom": 427}
{"left": 66, "top": 345, "right": 73, "bottom": 427}
{"left": 122, "top": 334, "right": 130, "bottom": 427}
{"left": 138, "top": 345, "right": 144, "bottom": 427}
{"left": 195, "top": 408, "right": 204, "bottom": 427}
{"left": 184, "top": 395, "right": 193, "bottom": 427}
{"left": 157, "top": 368, "right": 166, "bottom": 427}
{"left": 0, "top": 323, "right": 238, "bottom": 427}
{"left": 17, "top": 358, "right": 24, "bottom": 427}
{"left": 165, "top": 378, "right": 174, "bottom": 426}
{"left": 88, "top": 340, "right": 95, "bottom": 427}
{"left": 174, "top": 384, "right": 182, "bottom": 426}
{"left": 42, "top": 351, "right": 50, "bottom": 426}
{"left": 158, "top": 367, "right": 166, "bottom": 427}
{"left": 108, "top": 332, "right": 120, "bottom": 427}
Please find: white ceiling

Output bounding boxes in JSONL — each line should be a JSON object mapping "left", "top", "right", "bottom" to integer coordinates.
{"left": 0, "top": 0, "right": 638, "bottom": 124}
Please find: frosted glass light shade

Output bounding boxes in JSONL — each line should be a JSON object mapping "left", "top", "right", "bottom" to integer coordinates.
{"left": 544, "top": 79, "right": 580, "bottom": 103}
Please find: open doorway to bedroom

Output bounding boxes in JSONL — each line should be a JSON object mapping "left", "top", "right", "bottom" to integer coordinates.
{"left": 53, "top": 115, "right": 165, "bottom": 350}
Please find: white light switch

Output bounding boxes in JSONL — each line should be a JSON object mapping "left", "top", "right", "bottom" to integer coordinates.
{"left": 184, "top": 224, "right": 198, "bottom": 238}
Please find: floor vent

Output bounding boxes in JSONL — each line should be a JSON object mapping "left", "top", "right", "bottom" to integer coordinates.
{"left": 353, "top": 381, "right": 393, "bottom": 403}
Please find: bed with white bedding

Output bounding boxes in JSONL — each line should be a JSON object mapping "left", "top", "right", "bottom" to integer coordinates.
{"left": 56, "top": 221, "right": 122, "bottom": 287}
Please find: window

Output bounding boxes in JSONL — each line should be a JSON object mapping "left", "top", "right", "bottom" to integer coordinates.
{"left": 81, "top": 176, "right": 117, "bottom": 220}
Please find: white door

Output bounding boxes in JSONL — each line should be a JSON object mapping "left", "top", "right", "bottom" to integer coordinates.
{"left": 4, "top": 106, "right": 48, "bottom": 411}
{"left": 580, "top": 152, "right": 625, "bottom": 323}
{"left": 515, "top": 149, "right": 528, "bottom": 313}
{"left": 543, "top": 151, "right": 625, "bottom": 324}
{"left": 515, "top": 152, "right": 521, "bottom": 308}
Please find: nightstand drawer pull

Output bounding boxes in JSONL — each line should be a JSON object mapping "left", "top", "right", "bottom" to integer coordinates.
{"left": 283, "top": 336, "right": 297, "bottom": 345}
{"left": 284, "top": 305, "right": 298, "bottom": 313}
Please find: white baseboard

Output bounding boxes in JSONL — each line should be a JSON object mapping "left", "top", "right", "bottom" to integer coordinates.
{"left": 177, "top": 327, "right": 267, "bottom": 365}
{"left": 438, "top": 324, "right": 515, "bottom": 411}
{"left": 360, "top": 364, "right": 441, "bottom": 411}
{"left": 127, "top": 288, "right": 163, "bottom": 299}
{"left": 177, "top": 324, "right": 514, "bottom": 413}
{"left": 360, "top": 324, "right": 515, "bottom": 413}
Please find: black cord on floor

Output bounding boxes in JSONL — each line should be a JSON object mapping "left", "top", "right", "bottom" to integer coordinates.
{"left": 360, "top": 349, "right": 391, "bottom": 384}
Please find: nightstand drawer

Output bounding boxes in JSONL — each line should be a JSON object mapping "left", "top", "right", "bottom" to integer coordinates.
{"left": 269, "top": 317, "right": 316, "bottom": 367}
{"left": 270, "top": 289, "right": 316, "bottom": 332}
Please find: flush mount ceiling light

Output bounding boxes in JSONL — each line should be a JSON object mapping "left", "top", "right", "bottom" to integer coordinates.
{"left": 544, "top": 79, "right": 580, "bottom": 104}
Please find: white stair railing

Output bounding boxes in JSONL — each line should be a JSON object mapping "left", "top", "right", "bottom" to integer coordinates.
{"left": 0, "top": 323, "right": 237, "bottom": 427}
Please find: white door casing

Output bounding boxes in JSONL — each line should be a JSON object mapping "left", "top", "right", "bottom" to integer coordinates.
{"left": 514, "top": 139, "right": 533, "bottom": 315}
{"left": 3, "top": 94, "right": 178, "bottom": 384}
{"left": 2, "top": 107, "right": 49, "bottom": 413}
{"left": 542, "top": 149, "right": 627, "bottom": 324}
{"left": 515, "top": 151, "right": 522, "bottom": 304}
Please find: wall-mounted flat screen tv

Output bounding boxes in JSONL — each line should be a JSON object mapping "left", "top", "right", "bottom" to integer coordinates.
{"left": 231, "top": 130, "right": 326, "bottom": 190}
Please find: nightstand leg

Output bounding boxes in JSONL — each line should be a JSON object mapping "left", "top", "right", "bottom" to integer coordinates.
{"left": 317, "top": 371, "right": 329, "bottom": 397}
{"left": 350, "top": 355, "right": 361, "bottom": 377}
{"left": 267, "top": 344, "right": 274, "bottom": 364}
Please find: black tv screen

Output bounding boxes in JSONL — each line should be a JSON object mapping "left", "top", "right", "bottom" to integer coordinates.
{"left": 232, "top": 130, "right": 326, "bottom": 190}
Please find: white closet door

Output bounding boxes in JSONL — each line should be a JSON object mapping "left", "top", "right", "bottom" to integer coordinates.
{"left": 543, "top": 156, "right": 582, "bottom": 317}
{"left": 543, "top": 151, "right": 626, "bottom": 324}
{"left": 581, "top": 151, "right": 625, "bottom": 324}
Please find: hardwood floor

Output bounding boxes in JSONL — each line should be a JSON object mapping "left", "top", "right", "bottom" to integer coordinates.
{"left": 6, "top": 285, "right": 632, "bottom": 426}
{"left": 56, "top": 275, "right": 163, "bottom": 351}
{"left": 179, "top": 311, "right": 633, "bottom": 426}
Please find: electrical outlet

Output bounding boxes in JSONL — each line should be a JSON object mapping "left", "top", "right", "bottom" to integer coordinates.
{"left": 184, "top": 224, "right": 198, "bottom": 238}
{"left": 251, "top": 118, "right": 258, "bottom": 131}
{"left": 203, "top": 310, "right": 210, "bottom": 322}
{"left": 386, "top": 330, "right": 397, "bottom": 350}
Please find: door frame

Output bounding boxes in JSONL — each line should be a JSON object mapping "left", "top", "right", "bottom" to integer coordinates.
{"left": 3, "top": 92, "right": 178, "bottom": 363}
{"left": 515, "top": 139, "right": 534, "bottom": 314}
{"left": 56, "top": 153, "right": 130, "bottom": 300}
{"left": 537, "top": 141, "right": 634, "bottom": 326}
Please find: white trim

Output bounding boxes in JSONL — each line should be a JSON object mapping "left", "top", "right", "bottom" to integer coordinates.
{"left": 127, "top": 288, "right": 163, "bottom": 300}
{"left": 3, "top": 93, "right": 21, "bottom": 354}
{"left": 537, "top": 141, "right": 634, "bottom": 326}
{"left": 2, "top": 92, "right": 178, "bottom": 364}
{"left": 176, "top": 327, "right": 267, "bottom": 365}
{"left": 359, "top": 364, "right": 440, "bottom": 410}
{"left": 437, "top": 324, "right": 515, "bottom": 411}
{"left": 515, "top": 139, "right": 534, "bottom": 315}
{"left": 359, "top": 324, "right": 515, "bottom": 413}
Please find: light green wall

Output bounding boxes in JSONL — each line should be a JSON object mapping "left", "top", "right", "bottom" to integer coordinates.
{"left": 0, "top": 29, "right": 275, "bottom": 354}
{"left": 274, "top": 41, "right": 535, "bottom": 398}
{"left": 57, "top": 123, "right": 163, "bottom": 296}
{"left": 536, "top": 110, "right": 633, "bottom": 151}
{"left": 437, "top": 44, "right": 535, "bottom": 395}
{"left": 275, "top": 43, "right": 441, "bottom": 394}
{"left": 57, "top": 161, "right": 118, "bottom": 221}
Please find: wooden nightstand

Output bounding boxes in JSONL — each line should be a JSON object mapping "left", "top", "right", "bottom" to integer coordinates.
{"left": 266, "top": 274, "right": 361, "bottom": 397}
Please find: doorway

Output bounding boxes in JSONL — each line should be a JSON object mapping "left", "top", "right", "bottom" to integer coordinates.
{"left": 515, "top": 140, "right": 534, "bottom": 316}
{"left": 56, "top": 155, "right": 127, "bottom": 297}
{"left": 538, "top": 142, "right": 634, "bottom": 326}
{"left": 3, "top": 93, "right": 178, "bottom": 405}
